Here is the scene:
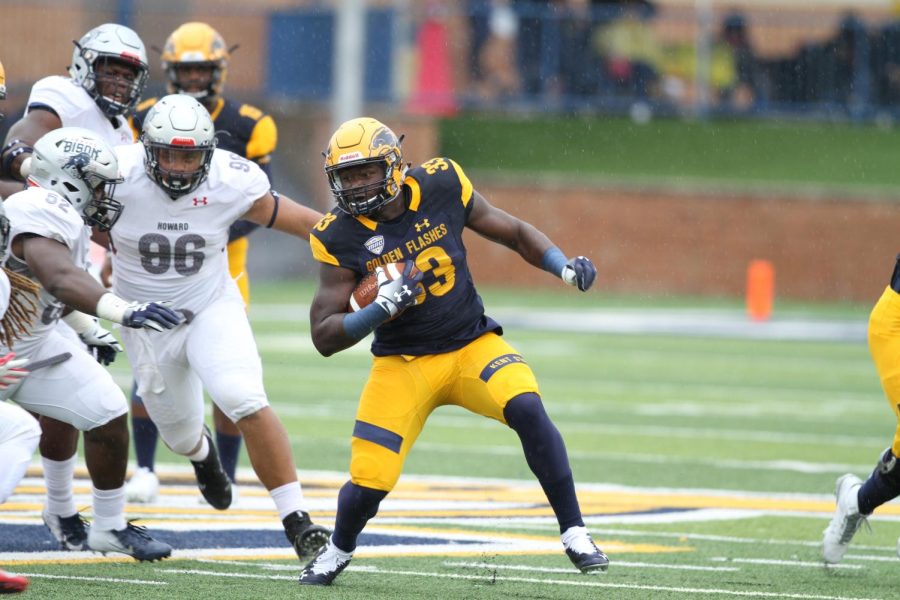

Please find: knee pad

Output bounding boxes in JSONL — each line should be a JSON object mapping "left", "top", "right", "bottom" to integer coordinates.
{"left": 161, "top": 427, "right": 203, "bottom": 456}
{"left": 877, "top": 448, "right": 900, "bottom": 484}
{"left": 503, "top": 392, "right": 547, "bottom": 432}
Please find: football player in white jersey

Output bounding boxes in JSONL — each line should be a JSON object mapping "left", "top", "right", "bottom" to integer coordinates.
{"left": 3, "top": 127, "right": 182, "bottom": 561}
{"left": 0, "top": 57, "right": 41, "bottom": 595}
{"left": 0, "top": 23, "right": 149, "bottom": 551}
{"left": 110, "top": 94, "right": 329, "bottom": 561}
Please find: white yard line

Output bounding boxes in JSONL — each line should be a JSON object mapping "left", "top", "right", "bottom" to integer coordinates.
{"left": 445, "top": 560, "right": 739, "bottom": 572}
{"left": 19, "top": 573, "right": 166, "bottom": 585}
{"left": 709, "top": 557, "right": 862, "bottom": 569}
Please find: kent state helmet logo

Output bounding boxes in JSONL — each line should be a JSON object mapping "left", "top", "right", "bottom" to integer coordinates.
{"left": 369, "top": 127, "right": 396, "bottom": 157}
{"left": 364, "top": 235, "right": 385, "bottom": 255}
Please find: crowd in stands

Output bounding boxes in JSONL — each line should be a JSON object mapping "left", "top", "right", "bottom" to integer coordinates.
{"left": 463, "top": 0, "right": 900, "bottom": 119}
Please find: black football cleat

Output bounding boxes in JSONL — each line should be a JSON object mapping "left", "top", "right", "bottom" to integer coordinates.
{"left": 190, "top": 427, "right": 232, "bottom": 510}
{"left": 42, "top": 509, "right": 90, "bottom": 551}
{"left": 298, "top": 541, "right": 352, "bottom": 586}
{"left": 564, "top": 528, "right": 610, "bottom": 573}
{"left": 283, "top": 510, "right": 331, "bottom": 561}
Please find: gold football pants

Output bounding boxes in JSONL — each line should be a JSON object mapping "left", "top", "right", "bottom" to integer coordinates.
{"left": 868, "top": 285, "right": 900, "bottom": 456}
{"left": 349, "top": 332, "right": 541, "bottom": 491}
{"left": 227, "top": 236, "right": 250, "bottom": 306}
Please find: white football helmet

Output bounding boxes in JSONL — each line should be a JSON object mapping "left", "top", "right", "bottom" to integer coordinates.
{"left": 69, "top": 23, "right": 149, "bottom": 117}
{"left": 141, "top": 94, "right": 216, "bottom": 199}
{"left": 28, "top": 127, "right": 124, "bottom": 231}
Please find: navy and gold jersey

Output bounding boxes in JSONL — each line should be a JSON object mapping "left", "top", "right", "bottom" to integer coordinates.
{"left": 311, "top": 157, "right": 502, "bottom": 357}
{"left": 130, "top": 96, "right": 277, "bottom": 242}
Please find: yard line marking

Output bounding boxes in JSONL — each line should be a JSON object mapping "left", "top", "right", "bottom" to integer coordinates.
{"left": 709, "top": 557, "right": 862, "bottom": 569}
{"left": 845, "top": 553, "right": 900, "bottom": 563}
{"left": 587, "top": 528, "right": 897, "bottom": 553}
{"left": 19, "top": 573, "right": 166, "bottom": 585}
{"left": 445, "top": 560, "right": 739, "bottom": 572}
{"left": 156, "top": 565, "right": 887, "bottom": 600}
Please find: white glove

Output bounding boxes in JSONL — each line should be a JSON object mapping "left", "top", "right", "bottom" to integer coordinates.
{"left": 0, "top": 352, "right": 28, "bottom": 389}
{"left": 70, "top": 314, "right": 122, "bottom": 366}
{"left": 372, "top": 261, "right": 423, "bottom": 319}
{"left": 78, "top": 317, "right": 123, "bottom": 351}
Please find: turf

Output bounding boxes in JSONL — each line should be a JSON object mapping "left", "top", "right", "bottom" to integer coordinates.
{"left": 8, "top": 280, "right": 898, "bottom": 599}
{"left": 439, "top": 114, "right": 900, "bottom": 193}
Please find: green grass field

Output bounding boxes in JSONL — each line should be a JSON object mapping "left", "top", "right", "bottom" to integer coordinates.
{"left": 6, "top": 280, "right": 898, "bottom": 599}
{"left": 440, "top": 115, "right": 900, "bottom": 194}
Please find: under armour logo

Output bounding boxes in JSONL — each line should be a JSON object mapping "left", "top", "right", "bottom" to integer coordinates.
{"left": 393, "top": 285, "right": 413, "bottom": 302}
{"left": 192, "top": 197, "right": 208, "bottom": 206}
{"left": 414, "top": 219, "right": 430, "bottom": 232}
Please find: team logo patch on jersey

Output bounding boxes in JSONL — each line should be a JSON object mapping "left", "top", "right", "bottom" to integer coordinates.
{"left": 364, "top": 235, "right": 385, "bottom": 255}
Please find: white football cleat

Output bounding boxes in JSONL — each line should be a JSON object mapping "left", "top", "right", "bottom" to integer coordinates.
{"left": 823, "top": 473, "right": 867, "bottom": 564}
{"left": 125, "top": 467, "right": 159, "bottom": 504}
{"left": 88, "top": 522, "right": 171, "bottom": 562}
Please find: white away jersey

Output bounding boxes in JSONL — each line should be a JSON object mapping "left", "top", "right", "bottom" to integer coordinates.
{"left": 2, "top": 187, "right": 91, "bottom": 352}
{"left": 27, "top": 76, "right": 135, "bottom": 147}
{"left": 110, "top": 143, "right": 270, "bottom": 312}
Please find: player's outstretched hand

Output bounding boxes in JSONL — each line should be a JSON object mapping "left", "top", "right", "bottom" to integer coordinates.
{"left": 561, "top": 256, "right": 597, "bottom": 292}
{"left": 0, "top": 352, "right": 28, "bottom": 389}
{"left": 122, "top": 301, "right": 186, "bottom": 332}
{"left": 373, "top": 261, "right": 423, "bottom": 318}
{"left": 78, "top": 317, "right": 122, "bottom": 365}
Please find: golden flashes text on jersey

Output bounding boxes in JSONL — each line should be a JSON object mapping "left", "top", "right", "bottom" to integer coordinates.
{"left": 363, "top": 223, "right": 449, "bottom": 273}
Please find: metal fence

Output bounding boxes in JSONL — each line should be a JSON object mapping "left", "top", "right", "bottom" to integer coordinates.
{"left": 2, "top": 1, "right": 900, "bottom": 123}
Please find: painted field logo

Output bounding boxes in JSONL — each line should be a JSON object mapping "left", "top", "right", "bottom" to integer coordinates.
{"left": 365, "top": 235, "right": 385, "bottom": 255}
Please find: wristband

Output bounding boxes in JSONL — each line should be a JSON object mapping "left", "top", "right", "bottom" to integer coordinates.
{"left": 541, "top": 247, "right": 568, "bottom": 279}
{"left": 95, "top": 292, "right": 130, "bottom": 324}
{"left": 342, "top": 302, "right": 390, "bottom": 341}
{"left": 62, "top": 310, "right": 96, "bottom": 334}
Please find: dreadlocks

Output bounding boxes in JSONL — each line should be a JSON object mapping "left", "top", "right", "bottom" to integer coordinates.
{"left": 0, "top": 267, "right": 39, "bottom": 347}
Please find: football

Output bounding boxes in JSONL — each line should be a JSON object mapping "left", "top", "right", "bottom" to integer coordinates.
{"left": 348, "top": 262, "right": 420, "bottom": 312}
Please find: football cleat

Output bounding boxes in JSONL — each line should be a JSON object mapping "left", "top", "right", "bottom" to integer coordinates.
{"left": 42, "top": 509, "right": 89, "bottom": 551}
{"left": 562, "top": 526, "right": 609, "bottom": 573}
{"left": 88, "top": 522, "right": 172, "bottom": 562}
{"left": 298, "top": 540, "right": 352, "bottom": 586}
{"left": 125, "top": 467, "right": 160, "bottom": 504}
{"left": 823, "top": 473, "right": 868, "bottom": 564}
{"left": 0, "top": 569, "right": 28, "bottom": 593}
{"left": 190, "top": 427, "right": 232, "bottom": 510}
{"left": 283, "top": 510, "right": 331, "bottom": 561}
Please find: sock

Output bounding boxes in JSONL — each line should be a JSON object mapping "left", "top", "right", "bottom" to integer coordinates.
{"left": 504, "top": 393, "right": 584, "bottom": 533}
{"left": 215, "top": 431, "right": 242, "bottom": 482}
{"left": 131, "top": 389, "right": 158, "bottom": 472}
{"left": 42, "top": 454, "right": 77, "bottom": 517}
{"left": 187, "top": 435, "right": 209, "bottom": 463}
{"left": 327, "top": 536, "right": 355, "bottom": 559}
{"left": 91, "top": 485, "right": 126, "bottom": 532}
{"left": 270, "top": 481, "right": 306, "bottom": 521}
{"left": 332, "top": 481, "right": 387, "bottom": 553}
{"left": 858, "top": 448, "right": 900, "bottom": 515}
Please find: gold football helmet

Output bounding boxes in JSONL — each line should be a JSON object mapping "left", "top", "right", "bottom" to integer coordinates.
{"left": 0, "top": 59, "right": 6, "bottom": 102}
{"left": 0, "top": 59, "right": 6, "bottom": 122}
{"left": 324, "top": 117, "right": 405, "bottom": 216}
{"left": 161, "top": 22, "right": 229, "bottom": 101}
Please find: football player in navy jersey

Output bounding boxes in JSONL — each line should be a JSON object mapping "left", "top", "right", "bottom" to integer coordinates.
{"left": 300, "top": 117, "right": 606, "bottom": 585}
{"left": 125, "top": 22, "right": 276, "bottom": 501}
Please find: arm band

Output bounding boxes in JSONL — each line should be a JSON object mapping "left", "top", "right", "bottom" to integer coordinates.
{"left": 342, "top": 303, "right": 390, "bottom": 341}
{"left": 0, "top": 139, "right": 33, "bottom": 180}
{"left": 265, "top": 190, "right": 280, "bottom": 228}
{"left": 541, "top": 247, "right": 568, "bottom": 279}
{"left": 95, "top": 292, "right": 131, "bottom": 324}
{"left": 61, "top": 310, "right": 96, "bottom": 335}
